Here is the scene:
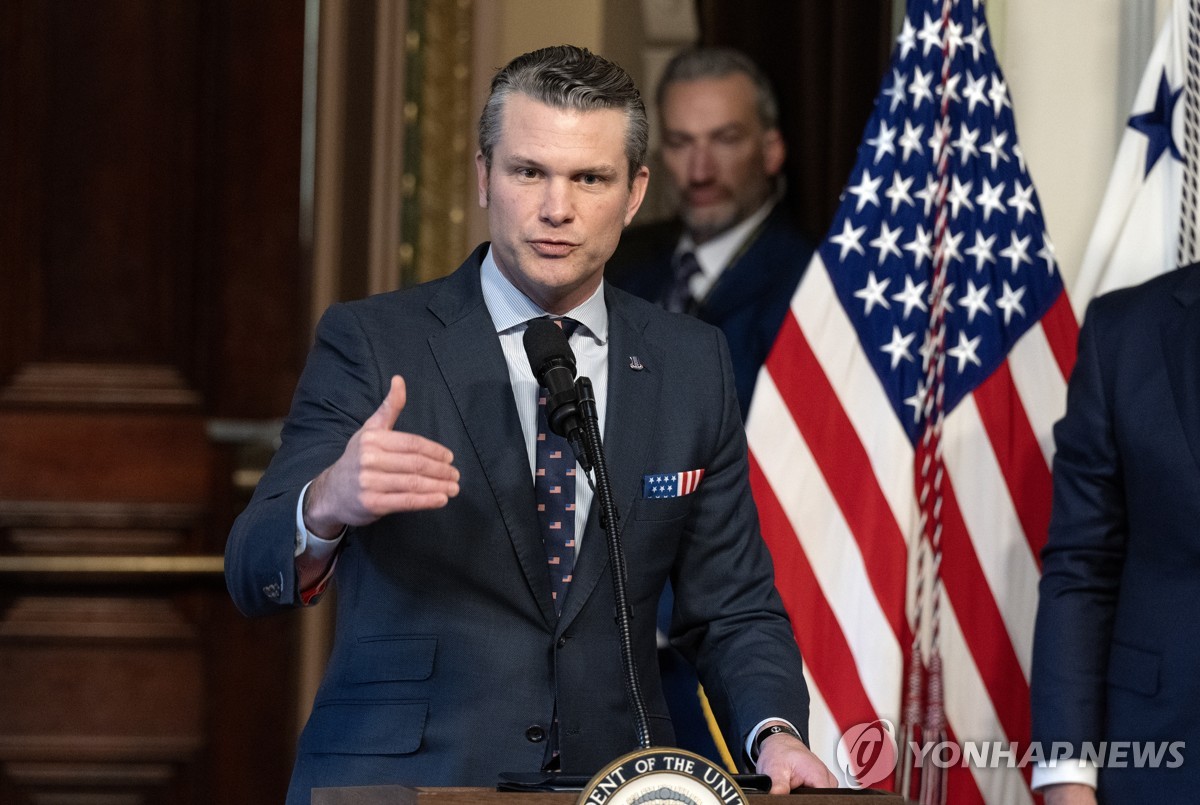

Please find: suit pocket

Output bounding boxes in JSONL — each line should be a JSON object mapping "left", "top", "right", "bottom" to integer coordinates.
{"left": 1107, "top": 641, "right": 1160, "bottom": 697}
{"left": 631, "top": 495, "right": 692, "bottom": 522}
{"left": 350, "top": 635, "right": 437, "bottom": 684}
{"left": 301, "top": 699, "right": 427, "bottom": 755}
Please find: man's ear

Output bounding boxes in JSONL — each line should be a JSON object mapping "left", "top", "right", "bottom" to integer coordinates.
{"left": 475, "top": 151, "right": 489, "bottom": 208}
{"left": 624, "top": 165, "right": 651, "bottom": 227}
{"left": 763, "top": 128, "right": 786, "bottom": 177}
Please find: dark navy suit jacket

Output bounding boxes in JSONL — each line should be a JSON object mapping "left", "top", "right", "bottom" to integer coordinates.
{"left": 224, "top": 245, "right": 809, "bottom": 803}
{"left": 606, "top": 205, "right": 814, "bottom": 419}
{"left": 1031, "top": 264, "right": 1200, "bottom": 802}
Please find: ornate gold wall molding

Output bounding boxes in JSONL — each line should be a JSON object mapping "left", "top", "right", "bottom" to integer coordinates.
{"left": 401, "top": 0, "right": 475, "bottom": 287}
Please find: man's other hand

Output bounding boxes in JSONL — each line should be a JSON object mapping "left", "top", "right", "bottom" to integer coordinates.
{"left": 756, "top": 730, "right": 838, "bottom": 793}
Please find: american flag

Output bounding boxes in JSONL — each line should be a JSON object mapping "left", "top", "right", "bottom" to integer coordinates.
{"left": 643, "top": 469, "right": 706, "bottom": 499}
{"left": 745, "top": 1, "right": 1079, "bottom": 803}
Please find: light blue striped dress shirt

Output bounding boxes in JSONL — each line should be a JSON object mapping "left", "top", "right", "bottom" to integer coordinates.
{"left": 479, "top": 247, "right": 609, "bottom": 549}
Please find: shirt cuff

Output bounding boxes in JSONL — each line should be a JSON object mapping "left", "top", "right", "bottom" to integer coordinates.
{"left": 294, "top": 481, "right": 345, "bottom": 605}
{"left": 1031, "top": 759, "right": 1098, "bottom": 791}
{"left": 294, "top": 480, "right": 345, "bottom": 560}
{"left": 746, "top": 717, "right": 802, "bottom": 763}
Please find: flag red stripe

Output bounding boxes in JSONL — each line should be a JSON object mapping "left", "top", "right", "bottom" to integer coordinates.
{"left": 935, "top": 475, "right": 1032, "bottom": 746}
{"left": 765, "top": 313, "right": 911, "bottom": 646}
{"left": 971, "top": 361, "right": 1053, "bottom": 568}
{"left": 1039, "top": 290, "right": 1078, "bottom": 381}
{"left": 749, "top": 453, "right": 881, "bottom": 729}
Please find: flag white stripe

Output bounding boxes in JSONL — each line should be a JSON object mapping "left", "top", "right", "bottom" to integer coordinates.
{"left": 803, "top": 667, "right": 849, "bottom": 786}
{"left": 1006, "top": 324, "right": 1069, "bottom": 471}
{"left": 939, "top": 598, "right": 1036, "bottom": 805}
{"left": 749, "top": 372, "right": 905, "bottom": 718}
{"left": 943, "top": 396, "right": 1040, "bottom": 679}
{"left": 789, "top": 261, "right": 920, "bottom": 540}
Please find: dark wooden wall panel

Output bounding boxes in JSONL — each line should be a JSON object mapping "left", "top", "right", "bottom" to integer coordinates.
{"left": 0, "top": 412, "right": 211, "bottom": 503}
{"left": 1, "top": 1, "right": 202, "bottom": 400}
{"left": 207, "top": 1, "right": 310, "bottom": 419}
{"left": 0, "top": 2, "right": 309, "bottom": 803}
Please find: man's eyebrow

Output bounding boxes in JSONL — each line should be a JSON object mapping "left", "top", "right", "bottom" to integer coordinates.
{"left": 500, "top": 152, "right": 543, "bottom": 167}
{"left": 575, "top": 163, "right": 620, "bottom": 176}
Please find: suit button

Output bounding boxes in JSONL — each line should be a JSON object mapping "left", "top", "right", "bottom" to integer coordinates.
{"left": 557, "top": 636, "right": 568, "bottom": 649}
{"left": 525, "top": 725, "right": 546, "bottom": 743}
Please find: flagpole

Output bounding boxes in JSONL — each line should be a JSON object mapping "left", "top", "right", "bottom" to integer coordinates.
{"left": 907, "top": 1, "right": 955, "bottom": 803}
{"left": 1178, "top": 0, "right": 1200, "bottom": 266}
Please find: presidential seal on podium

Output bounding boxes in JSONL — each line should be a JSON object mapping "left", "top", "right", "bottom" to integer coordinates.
{"left": 578, "top": 748, "right": 753, "bottom": 805}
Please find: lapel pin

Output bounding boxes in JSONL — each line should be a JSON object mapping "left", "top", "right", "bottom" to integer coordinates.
{"left": 629, "top": 356, "right": 644, "bottom": 371}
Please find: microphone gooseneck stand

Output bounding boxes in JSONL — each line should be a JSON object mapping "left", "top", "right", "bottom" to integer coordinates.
{"left": 574, "top": 377, "right": 652, "bottom": 751}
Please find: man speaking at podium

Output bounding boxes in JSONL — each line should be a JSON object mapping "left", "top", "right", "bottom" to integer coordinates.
{"left": 224, "top": 45, "right": 835, "bottom": 805}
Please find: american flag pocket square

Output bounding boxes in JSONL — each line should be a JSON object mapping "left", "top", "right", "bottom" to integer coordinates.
{"left": 642, "top": 469, "right": 705, "bottom": 499}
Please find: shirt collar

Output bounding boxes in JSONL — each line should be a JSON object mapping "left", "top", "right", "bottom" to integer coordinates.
{"left": 678, "top": 198, "right": 777, "bottom": 279}
{"left": 480, "top": 246, "right": 609, "bottom": 344}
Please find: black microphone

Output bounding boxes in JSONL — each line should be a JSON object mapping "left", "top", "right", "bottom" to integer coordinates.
{"left": 522, "top": 319, "right": 591, "bottom": 472}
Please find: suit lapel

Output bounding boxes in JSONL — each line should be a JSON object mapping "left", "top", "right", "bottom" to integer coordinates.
{"left": 700, "top": 211, "right": 780, "bottom": 320}
{"left": 558, "top": 291, "right": 662, "bottom": 631}
{"left": 1163, "top": 266, "right": 1200, "bottom": 475}
{"left": 427, "top": 251, "right": 557, "bottom": 627}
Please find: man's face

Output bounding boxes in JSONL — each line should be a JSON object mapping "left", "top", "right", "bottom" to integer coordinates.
{"left": 659, "top": 73, "right": 785, "bottom": 245}
{"left": 476, "top": 93, "right": 649, "bottom": 314}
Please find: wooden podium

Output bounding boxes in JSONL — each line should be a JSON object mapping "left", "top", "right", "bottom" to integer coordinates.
{"left": 312, "top": 787, "right": 904, "bottom": 805}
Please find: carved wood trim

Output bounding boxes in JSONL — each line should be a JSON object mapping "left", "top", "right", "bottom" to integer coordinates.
{"left": 0, "top": 596, "right": 197, "bottom": 642}
{"left": 0, "top": 500, "right": 205, "bottom": 529}
{"left": 3, "top": 760, "right": 176, "bottom": 787}
{"left": 0, "top": 500, "right": 204, "bottom": 557}
{"left": 0, "top": 362, "right": 202, "bottom": 409}
{"left": 0, "top": 555, "right": 224, "bottom": 578}
{"left": 0, "top": 735, "right": 202, "bottom": 762}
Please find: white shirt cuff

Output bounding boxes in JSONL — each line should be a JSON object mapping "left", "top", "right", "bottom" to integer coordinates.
{"left": 1031, "top": 759, "right": 1098, "bottom": 791}
{"left": 294, "top": 480, "right": 345, "bottom": 560}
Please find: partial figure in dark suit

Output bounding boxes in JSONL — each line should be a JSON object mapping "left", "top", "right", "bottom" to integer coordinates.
{"left": 606, "top": 46, "right": 814, "bottom": 420}
{"left": 223, "top": 45, "right": 835, "bottom": 804}
{"left": 1031, "top": 264, "right": 1200, "bottom": 805}
{"left": 606, "top": 47, "right": 814, "bottom": 765}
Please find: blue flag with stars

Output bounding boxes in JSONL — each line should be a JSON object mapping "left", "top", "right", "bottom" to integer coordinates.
{"left": 1075, "top": 0, "right": 1193, "bottom": 305}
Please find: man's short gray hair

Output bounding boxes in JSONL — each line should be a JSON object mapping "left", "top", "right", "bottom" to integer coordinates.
{"left": 478, "top": 45, "right": 649, "bottom": 184}
{"left": 656, "top": 46, "right": 779, "bottom": 130}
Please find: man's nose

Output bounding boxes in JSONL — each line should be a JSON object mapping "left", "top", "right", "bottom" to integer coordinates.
{"left": 687, "top": 143, "right": 716, "bottom": 183}
{"left": 540, "top": 179, "right": 575, "bottom": 225}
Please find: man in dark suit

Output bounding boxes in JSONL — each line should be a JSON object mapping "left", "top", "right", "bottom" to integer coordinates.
{"left": 605, "top": 46, "right": 814, "bottom": 765}
{"left": 224, "top": 45, "right": 834, "bottom": 804}
{"left": 606, "top": 47, "right": 814, "bottom": 420}
{"left": 1031, "top": 264, "right": 1200, "bottom": 804}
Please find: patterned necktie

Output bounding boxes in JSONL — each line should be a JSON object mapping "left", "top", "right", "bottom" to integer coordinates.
{"left": 533, "top": 318, "right": 579, "bottom": 614}
{"left": 663, "top": 250, "right": 702, "bottom": 313}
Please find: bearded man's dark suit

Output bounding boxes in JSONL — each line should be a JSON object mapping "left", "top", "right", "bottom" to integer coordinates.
{"left": 1031, "top": 263, "right": 1200, "bottom": 802}
{"left": 605, "top": 204, "right": 813, "bottom": 419}
{"left": 224, "top": 244, "right": 808, "bottom": 803}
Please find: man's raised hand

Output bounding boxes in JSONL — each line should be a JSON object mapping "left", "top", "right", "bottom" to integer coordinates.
{"left": 304, "top": 375, "right": 460, "bottom": 537}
